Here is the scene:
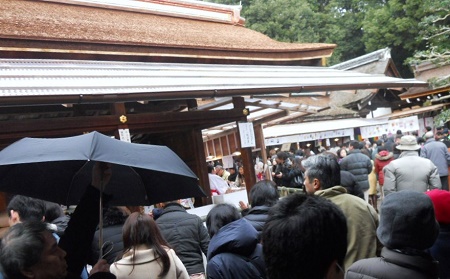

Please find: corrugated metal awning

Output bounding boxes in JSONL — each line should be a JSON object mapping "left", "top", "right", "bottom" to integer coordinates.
{"left": 0, "top": 59, "right": 427, "bottom": 107}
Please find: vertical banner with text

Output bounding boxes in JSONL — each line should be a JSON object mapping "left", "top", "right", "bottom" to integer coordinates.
{"left": 238, "top": 122, "right": 256, "bottom": 148}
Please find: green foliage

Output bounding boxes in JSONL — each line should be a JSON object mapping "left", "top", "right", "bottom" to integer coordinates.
{"left": 434, "top": 108, "right": 450, "bottom": 127}
{"left": 206, "top": 0, "right": 447, "bottom": 75}
{"left": 407, "top": 0, "right": 450, "bottom": 81}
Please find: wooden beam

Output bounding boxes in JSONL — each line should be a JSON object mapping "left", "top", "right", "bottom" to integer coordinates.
{"left": 0, "top": 108, "right": 249, "bottom": 147}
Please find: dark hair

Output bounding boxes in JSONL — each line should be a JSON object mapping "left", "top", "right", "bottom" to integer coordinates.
{"left": 262, "top": 194, "right": 347, "bottom": 279}
{"left": 0, "top": 221, "right": 48, "bottom": 279}
{"left": 348, "top": 140, "right": 360, "bottom": 149}
{"left": 206, "top": 204, "right": 240, "bottom": 238}
{"left": 7, "top": 195, "right": 46, "bottom": 222}
{"left": 417, "top": 137, "right": 425, "bottom": 144}
{"left": 377, "top": 146, "right": 388, "bottom": 152}
{"left": 121, "top": 212, "right": 171, "bottom": 277}
{"left": 338, "top": 148, "right": 347, "bottom": 159}
{"left": 295, "top": 149, "right": 304, "bottom": 157}
{"left": 103, "top": 206, "right": 128, "bottom": 227}
{"left": 249, "top": 180, "right": 279, "bottom": 207}
{"left": 302, "top": 155, "right": 340, "bottom": 190}
{"left": 207, "top": 165, "right": 215, "bottom": 173}
{"left": 276, "top": 151, "right": 288, "bottom": 161}
{"left": 376, "top": 139, "right": 384, "bottom": 146}
{"left": 44, "top": 202, "right": 64, "bottom": 223}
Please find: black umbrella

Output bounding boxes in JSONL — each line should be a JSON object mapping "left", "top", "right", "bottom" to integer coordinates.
{"left": 0, "top": 131, "right": 206, "bottom": 206}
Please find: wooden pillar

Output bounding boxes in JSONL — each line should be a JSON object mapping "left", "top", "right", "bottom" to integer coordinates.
{"left": 254, "top": 124, "right": 267, "bottom": 164}
{"left": 110, "top": 103, "right": 128, "bottom": 139}
{"left": 232, "top": 97, "right": 256, "bottom": 194}
{"left": 190, "top": 129, "right": 212, "bottom": 206}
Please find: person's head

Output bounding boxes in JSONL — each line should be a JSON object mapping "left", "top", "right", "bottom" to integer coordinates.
{"left": 425, "top": 189, "right": 450, "bottom": 225}
{"left": 44, "top": 202, "right": 64, "bottom": 223}
{"left": 436, "top": 131, "right": 444, "bottom": 139}
{"left": 7, "top": 195, "right": 46, "bottom": 226}
{"left": 425, "top": 131, "right": 434, "bottom": 140}
{"left": 0, "top": 221, "right": 67, "bottom": 279}
{"left": 376, "top": 139, "right": 384, "bottom": 146}
{"left": 426, "top": 126, "right": 432, "bottom": 132}
{"left": 206, "top": 203, "right": 240, "bottom": 238}
{"left": 227, "top": 167, "right": 236, "bottom": 177}
{"left": 238, "top": 166, "right": 244, "bottom": 176}
{"left": 275, "top": 151, "right": 288, "bottom": 163}
{"left": 412, "top": 131, "right": 418, "bottom": 137}
{"left": 262, "top": 194, "right": 347, "bottom": 279}
{"left": 338, "top": 148, "right": 347, "bottom": 159}
{"left": 122, "top": 212, "right": 170, "bottom": 277}
{"left": 102, "top": 206, "right": 129, "bottom": 227}
{"left": 294, "top": 149, "right": 304, "bottom": 158}
{"left": 395, "top": 135, "right": 420, "bottom": 152}
{"left": 444, "top": 128, "right": 449, "bottom": 136}
{"left": 377, "top": 191, "right": 439, "bottom": 251}
{"left": 348, "top": 140, "right": 360, "bottom": 150}
{"left": 249, "top": 180, "right": 279, "bottom": 207}
{"left": 302, "top": 155, "right": 340, "bottom": 194}
{"left": 207, "top": 164, "right": 216, "bottom": 174}
{"left": 377, "top": 146, "right": 388, "bottom": 153}
{"left": 215, "top": 165, "right": 225, "bottom": 176}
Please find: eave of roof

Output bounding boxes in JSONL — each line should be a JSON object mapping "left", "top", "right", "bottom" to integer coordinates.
{"left": 399, "top": 86, "right": 450, "bottom": 100}
{"left": 376, "top": 103, "right": 449, "bottom": 120}
{"left": 0, "top": 0, "right": 335, "bottom": 63}
{"left": 0, "top": 59, "right": 428, "bottom": 107}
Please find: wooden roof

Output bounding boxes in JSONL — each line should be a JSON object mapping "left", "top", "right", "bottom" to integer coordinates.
{"left": 0, "top": 0, "right": 335, "bottom": 64}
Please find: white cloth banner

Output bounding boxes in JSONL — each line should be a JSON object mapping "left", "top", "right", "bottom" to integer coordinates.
{"left": 360, "top": 115, "right": 420, "bottom": 139}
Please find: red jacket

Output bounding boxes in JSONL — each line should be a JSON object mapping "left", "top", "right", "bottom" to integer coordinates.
{"left": 374, "top": 151, "right": 394, "bottom": 185}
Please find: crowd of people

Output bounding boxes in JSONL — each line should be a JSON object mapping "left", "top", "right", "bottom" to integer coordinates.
{"left": 0, "top": 129, "right": 449, "bottom": 279}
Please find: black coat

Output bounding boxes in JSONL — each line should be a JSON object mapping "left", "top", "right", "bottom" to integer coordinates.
{"left": 340, "top": 150, "right": 372, "bottom": 191}
{"left": 88, "top": 224, "right": 124, "bottom": 265}
{"left": 429, "top": 224, "right": 450, "bottom": 279}
{"left": 241, "top": 205, "right": 270, "bottom": 238}
{"left": 61, "top": 186, "right": 116, "bottom": 279}
{"left": 340, "top": 170, "right": 364, "bottom": 199}
{"left": 156, "top": 203, "right": 210, "bottom": 275}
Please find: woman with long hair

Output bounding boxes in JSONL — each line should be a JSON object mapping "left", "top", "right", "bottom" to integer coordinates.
{"left": 110, "top": 212, "right": 189, "bottom": 279}
{"left": 235, "top": 166, "right": 246, "bottom": 187}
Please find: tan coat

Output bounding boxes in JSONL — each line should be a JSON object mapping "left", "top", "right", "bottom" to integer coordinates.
{"left": 110, "top": 246, "right": 189, "bottom": 279}
{"left": 368, "top": 160, "right": 378, "bottom": 195}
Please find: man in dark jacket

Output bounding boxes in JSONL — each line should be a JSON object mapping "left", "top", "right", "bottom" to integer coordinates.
{"left": 346, "top": 191, "right": 439, "bottom": 279}
{"left": 239, "top": 180, "right": 279, "bottom": 238}
{"left": 340, "top": 140, "right": 372, "bottom": 202}
{"left": 156, "top": 200, "right": 210, "bottom": 278}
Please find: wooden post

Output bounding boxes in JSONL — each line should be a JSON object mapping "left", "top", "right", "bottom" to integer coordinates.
{"left": 232, "top": 97, "right": 256, "bottom": 194}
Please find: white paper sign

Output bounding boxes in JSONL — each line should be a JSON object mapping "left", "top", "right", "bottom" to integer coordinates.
{"left": 118, "top": 128, "right": 131, "bottom": 143}
{"left": 222, "top": 155, "right": 234, "bottom": 169}
{"left": 238, "top": 122, "right": 256, "bottom": 148}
